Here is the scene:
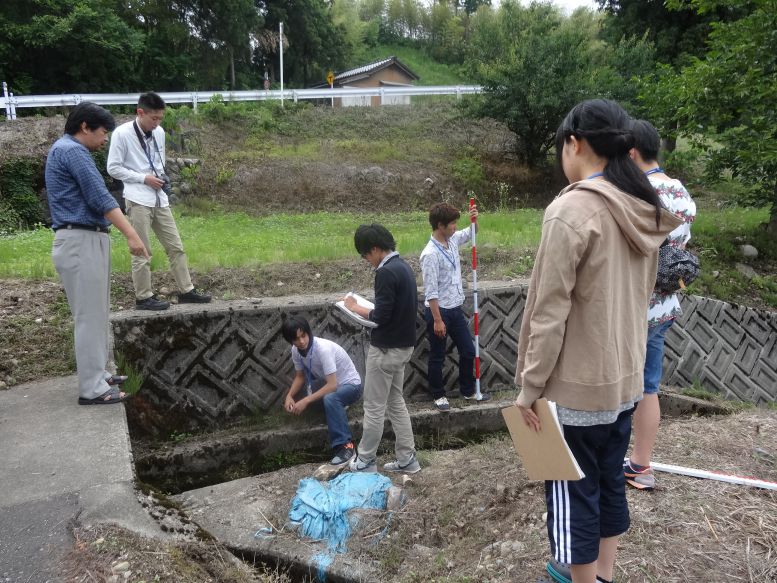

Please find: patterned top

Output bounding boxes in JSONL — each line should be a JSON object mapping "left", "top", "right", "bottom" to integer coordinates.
{"left": 647, "top": 176, "right": 696, "bottom": 328}
{"left": 45, "top": 135, "right": 118, "bottom": 229}
{"left": 420, "top": 228, "right": 472, "bottom": 309}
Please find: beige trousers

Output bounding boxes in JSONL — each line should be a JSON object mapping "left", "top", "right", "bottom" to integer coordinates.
{"left": 357, "top": 345, "right": 416, "bottom": 464}
{"left": 126, "top": 200, "right": 193, "bottom": 300}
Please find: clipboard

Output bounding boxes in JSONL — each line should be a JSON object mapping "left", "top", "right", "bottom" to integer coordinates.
{"left": 335, "top": 292, "right": 378, "bottom": 329}
{"left": 501, "top": 399, "right": 584, "bottom": 481}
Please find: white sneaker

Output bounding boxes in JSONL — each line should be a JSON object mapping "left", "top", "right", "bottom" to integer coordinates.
{"left": 383, "top": 454, "right": 421, "bottom": 474}
{"left": 348, "top": 456, "right": 377, "bottom": 473}
{"left": 434, "top": 397, "right": 450, "bottom": 411}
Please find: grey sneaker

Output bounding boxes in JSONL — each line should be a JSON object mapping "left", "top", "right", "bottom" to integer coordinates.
{"left": 348, "top": 456, "right": 377, "bottom": 473}
{"left": 383, "top": 454, "right": 421, "bottom": 474}
{"left": 546, "top": 558, "right": 572, "bottom": 583}
{"left": 135, "top": 295, "right": 170, "bottom": 311}
{"left": 464, "top": 391, "right": 491, "bottom": 402}
{"left": 434, "top": 397, "right": 450, "bottom": 411}
{"left": 329, "top": 442, "right": 355, "bottom": 466}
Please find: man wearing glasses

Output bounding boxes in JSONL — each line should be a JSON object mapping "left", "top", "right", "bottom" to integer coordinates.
{"left": 107, "top": 92, "right": 210, "bottom": 310}
{"left": 46, "top": 102, "right": 148, "bottom": 404}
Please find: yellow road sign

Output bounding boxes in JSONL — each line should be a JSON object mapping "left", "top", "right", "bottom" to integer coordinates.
{"left": 326, "top": 71, "right": 334, "bottom": 86}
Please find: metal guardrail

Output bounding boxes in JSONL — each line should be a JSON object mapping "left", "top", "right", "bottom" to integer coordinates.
{"left": 1, "top": 84, "right": 482, "bottom": 119}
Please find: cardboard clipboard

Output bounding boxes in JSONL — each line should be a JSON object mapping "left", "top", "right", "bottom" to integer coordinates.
{"left": 335, "top": 292, "right": 378, "bottom": 329}
{"left": 501, "top": 399, "right": 585, "bottom": 481}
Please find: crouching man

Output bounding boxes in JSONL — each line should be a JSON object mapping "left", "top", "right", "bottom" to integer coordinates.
{"left": 281, "top": 316, "right": 363, "bottom": 467}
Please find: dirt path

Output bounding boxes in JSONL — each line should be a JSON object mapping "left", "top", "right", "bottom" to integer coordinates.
{"left": 58, "top": 409, "right": 777, "bottom": 582}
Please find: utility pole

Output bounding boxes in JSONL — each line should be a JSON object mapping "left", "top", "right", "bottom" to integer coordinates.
{"left": 279, "top": 22, "right": 284, "bottom": 108}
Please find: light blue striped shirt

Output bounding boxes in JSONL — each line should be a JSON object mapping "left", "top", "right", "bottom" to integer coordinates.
{"left": 420, "top": 229, "right": 471, "bottom": 309}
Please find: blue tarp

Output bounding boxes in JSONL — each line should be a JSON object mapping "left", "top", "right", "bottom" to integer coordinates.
{"left": 288, "top": 472, "right": 392, "bottom": 553}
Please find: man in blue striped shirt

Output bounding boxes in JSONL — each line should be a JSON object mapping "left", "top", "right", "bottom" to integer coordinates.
{"left": 46, "top": 102, "right": 148, "bottom": 405}
{"left": 420, "top": 202, "right": 490, "bottom": 411}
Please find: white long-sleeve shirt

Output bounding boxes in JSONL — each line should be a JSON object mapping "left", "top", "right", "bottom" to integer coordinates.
{"left": 107, "top": 118, "right": 169, "bottom": 208}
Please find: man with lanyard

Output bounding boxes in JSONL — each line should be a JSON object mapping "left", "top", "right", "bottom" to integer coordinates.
{"left": 281, "top": 316, "right": 363, "bottom": 467}
{"left": 344, "top": 224, "right": 420, "bottom": 474}
{"left": 420, "top": 202, "right": 491, "bottom": 411}
{"left": 46, "top": 102, "right": 148, "bottom": 404}
{"left": 107, "top": 92, "right": 210, "bottom": 310}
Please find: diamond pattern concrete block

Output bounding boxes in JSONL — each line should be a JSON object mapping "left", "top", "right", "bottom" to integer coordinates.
{"left": 724, "top": 366, "right": 758, "bottom": 402}
{"left": 741, "top": 310, "right": 773, "bottom": 345}
{"left": 692, "top": 296, "right": 722, "bottom": 326}
{"left": 202, "top": 324, "right": 254, "bottom": 378}
{"left": 705, "top": 340, "right": 736, "bottom": 380}
{"left": 686, "top": 317, "right": 718, "bottom": 354}
{"left": 750, "top": 363, "right": 777, "bottom": 401}
{"left": 233, "top": 357, "right": 286, "bottom": 410}
{"left": 714, "top": 309, "right": 745, "bottom": 348}
{"left": 112, "top": 283, "right": 777, "bottom": 436}
{"left": 181, "top": 365, "right": 250, "bottom": 422}
{"left": 149, "top": 333, "right": 209, "bottom": 386}
{"left": 662, "top": 352, "right": 679, "bottom": 380}
{"left": 674, "top": 341, "right": 706, "bottom": 385}
{"left": 674, "top": 294, "right": 699, "bottom": 327}
{"left": 761, "top": 334, "right": 777, "bottom": 364}
{"left": 735, "top": 337, "right": 762, "bottom": 375}
{"left": 663, "top": 324, "right": 690, "bottom": 361}
{"left": 697, "top": 368, "right": 726, "bottom": 395}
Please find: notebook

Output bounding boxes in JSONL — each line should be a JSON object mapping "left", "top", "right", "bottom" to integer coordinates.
{"left": 335, "top": 292, "right": 378, "bottom": 328}
{"left": 501, "top": 399, "right": 585, "bottom": 481}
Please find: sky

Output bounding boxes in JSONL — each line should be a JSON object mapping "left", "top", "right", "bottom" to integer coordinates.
{"left": 557, "top": 0, "right": 599, "bottom": 12}
{"left": 521, "top": 0, "right": 600, "bottom": 14}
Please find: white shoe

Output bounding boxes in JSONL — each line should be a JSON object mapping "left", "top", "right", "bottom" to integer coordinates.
{"left": 434, "top": 397, "right": 450, "bottom": 411}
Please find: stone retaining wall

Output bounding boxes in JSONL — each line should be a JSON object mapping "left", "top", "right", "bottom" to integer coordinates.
{"left": 111, "top": 282, "right": 777, "bottom": 437}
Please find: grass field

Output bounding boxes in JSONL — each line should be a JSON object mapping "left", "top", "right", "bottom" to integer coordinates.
{"left": 0, "top": 208, "right": 544, "bottom": 279}
{"left": 2, "top": 205, "right": 775, "bottom": 311}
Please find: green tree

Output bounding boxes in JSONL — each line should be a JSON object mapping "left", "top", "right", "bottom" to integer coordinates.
{"left": 190, "top": 0, "right": 263, "bottom": 89}
{"left": 466, "top": 1, "right": 603, "bottom": 165}
{"left": 648, "top": 0, "right": 777, "bottom": 234}
{"left": 260, "top": 0, "right": 349, "bottom": 86}
{"left": 117, "top": 0, "right": 204, "bottom": 91}
{"left": 596, "top": 0, "right": 734, "bottom": 66}
{"left": 0, "top": 0, "right": 144, "bottom": 93}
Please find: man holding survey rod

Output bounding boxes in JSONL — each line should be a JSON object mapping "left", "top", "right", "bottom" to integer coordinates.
{"left": 513, "top": 100, "right": 682, "bottom": 583}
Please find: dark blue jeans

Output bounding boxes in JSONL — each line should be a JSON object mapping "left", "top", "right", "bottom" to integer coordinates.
{"left": 302, "top": 380, "right": 363, "bottom": 448}
{"left": 424, "top": 306, "right": 475, "bottom": 399}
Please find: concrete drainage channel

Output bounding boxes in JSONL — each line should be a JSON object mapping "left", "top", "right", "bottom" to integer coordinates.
{"left": 133, "top": 397, "right": 512, "bottom": 495}
{"left": 131, "top": 391, "right": 731, "bottom": 582}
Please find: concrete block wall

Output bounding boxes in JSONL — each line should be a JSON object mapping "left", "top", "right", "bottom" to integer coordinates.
{"left": 111, "top": 283, "right": 776, "bottom": 437}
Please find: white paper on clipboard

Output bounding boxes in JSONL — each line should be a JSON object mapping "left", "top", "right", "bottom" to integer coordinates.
{"left": 335, "top": 293, "right": 378, "bottom": 328}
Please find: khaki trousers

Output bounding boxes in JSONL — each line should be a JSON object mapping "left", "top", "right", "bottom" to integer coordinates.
{"left": 357, "top": 345, "right": 416, "bottom": 464}
{"left": 52, "top": 229, "right": 113, "bottom": 399}
{"left": 126, "top": 201, "right": 193, "bottom": 300}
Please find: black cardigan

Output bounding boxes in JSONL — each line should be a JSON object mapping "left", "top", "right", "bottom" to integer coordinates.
{"left": 369, "top": 255, "right": 418, "bottom": 349}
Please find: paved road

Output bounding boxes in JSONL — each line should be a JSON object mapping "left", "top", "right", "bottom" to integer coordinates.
{"left": 0, "top": 377, "right": 162, "bottom": 582}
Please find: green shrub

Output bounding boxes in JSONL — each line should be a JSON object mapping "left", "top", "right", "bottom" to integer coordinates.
{"left": 0, "top": 158, "right": 45, "bottom": 230}
{"left": 0, "top": 199, "right": 22, "bottom": 235}
{"left": 451, "top": 155, "right": 486, "bottom": 191}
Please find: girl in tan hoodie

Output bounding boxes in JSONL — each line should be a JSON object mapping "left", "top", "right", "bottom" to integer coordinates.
{"left": 515, "top": 100, "right": 682, "bottom": 583}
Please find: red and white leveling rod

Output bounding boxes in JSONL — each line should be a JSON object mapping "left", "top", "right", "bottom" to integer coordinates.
{"left": 470, "top": 197, "right": 483, "bottom": 400}
{"left": 650, "top": 461, "right": 777, "bottom": 490}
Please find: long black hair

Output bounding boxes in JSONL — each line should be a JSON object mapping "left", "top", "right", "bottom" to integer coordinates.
{"left": 555, "top": 99, "right": 662, "bottom": 226}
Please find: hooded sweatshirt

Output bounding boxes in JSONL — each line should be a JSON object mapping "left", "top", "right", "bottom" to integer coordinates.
{"left": 515, "top": 179, "right": 683, "bottom": 412}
